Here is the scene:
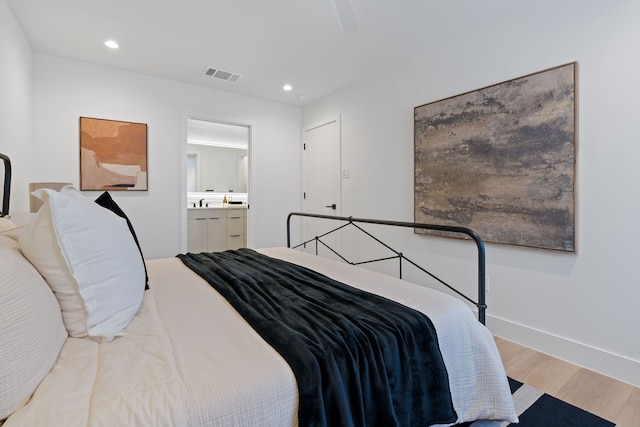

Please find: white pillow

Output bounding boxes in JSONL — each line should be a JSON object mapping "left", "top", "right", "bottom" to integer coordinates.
{"left": 0, "top": 217, "right": 21, "bottom": 240}
{"left": 19, "top": 187, "right": 145, "bottom": 341}
{"left": 0, "top": 217, "right": 16, "bottom": 231}
{"left": 0, "top": 235, "right": 68, "bottom": 419}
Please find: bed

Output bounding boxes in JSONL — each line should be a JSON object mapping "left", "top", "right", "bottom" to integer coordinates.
{"left": 0, "top": 153, "right": 10, "bottom": 219}
{"left": 0, "top": 153, "right": 517, "bottom": 426}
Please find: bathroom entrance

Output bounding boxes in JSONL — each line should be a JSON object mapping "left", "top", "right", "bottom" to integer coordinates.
{"left": 186, "top": 118, "right": 250, "bottom": 252}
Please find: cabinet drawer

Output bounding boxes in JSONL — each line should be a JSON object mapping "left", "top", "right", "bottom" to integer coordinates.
{"left": 227, "top": 216, "right": 245, "bottom": 235}
{"left": 226, "top": 234, "right": 245, "bottom": 250}
{"left": 226, "top": 208, "right": 246, "bottom": 218}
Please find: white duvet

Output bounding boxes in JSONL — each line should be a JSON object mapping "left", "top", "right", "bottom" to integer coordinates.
{"left": 6, "top": 248, "right": 516, "bottom": 426}
{"left": 4, "top": 290, "right": 187, "bottom": 427}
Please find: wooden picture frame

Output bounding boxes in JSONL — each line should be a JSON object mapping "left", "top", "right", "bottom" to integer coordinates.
{"left": 79, "top": 117, "right": 148, "bottom": 191}
{"left": 414, "top": 63, "right": 577, "bottom": 252}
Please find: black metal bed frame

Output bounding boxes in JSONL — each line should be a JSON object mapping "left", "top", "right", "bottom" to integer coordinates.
{"left": 0, "top": 153, "right": 11, "bottom": 218}
{"left": 286, "top": 212, "right": 487, "bottom": 324}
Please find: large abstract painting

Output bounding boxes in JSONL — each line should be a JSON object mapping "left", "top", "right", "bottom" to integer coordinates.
{"left": 414, "top": 63, "right": 577, "bottom": 252}
{"left": 80, "top": 117, "right": 148, "bottom": 191}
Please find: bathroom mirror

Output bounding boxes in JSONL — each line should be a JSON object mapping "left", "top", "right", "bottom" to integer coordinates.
{"left": 187, "top": 119, "right": 249, "bottom": 194}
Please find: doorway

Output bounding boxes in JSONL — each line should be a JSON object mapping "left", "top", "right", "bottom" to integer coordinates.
{"left": 186, "top": 118, "right": 250, "bottom": 250}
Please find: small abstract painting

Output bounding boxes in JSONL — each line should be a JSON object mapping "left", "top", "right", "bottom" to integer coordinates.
{"left": 414, "top": 63, "right": 577, "bottom": 252}
{"left": 80, "top": 117, "right": 148, "bottom": 191}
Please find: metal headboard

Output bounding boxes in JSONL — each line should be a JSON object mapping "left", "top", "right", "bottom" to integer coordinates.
{"left": 0, "top": 153, "right": 11, "bottom": 218}
{"left": 286, "top": 212, "right": 487, "bottom": 324}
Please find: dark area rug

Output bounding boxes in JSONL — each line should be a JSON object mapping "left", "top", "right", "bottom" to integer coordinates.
{"left": 455, "top": 377, "right": 617, "bottom": 426}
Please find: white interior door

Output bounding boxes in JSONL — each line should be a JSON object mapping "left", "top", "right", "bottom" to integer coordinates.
{"left": 302, "top": 119, "right": 341, "bottom": 258}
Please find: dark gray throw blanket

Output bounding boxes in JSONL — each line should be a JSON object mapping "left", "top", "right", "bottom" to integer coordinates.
{"left": 178, "top": 249, "right": 457, "bottom": 427}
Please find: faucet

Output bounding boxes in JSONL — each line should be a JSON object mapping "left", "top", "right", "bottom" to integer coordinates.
{"left": 199, "top": 199, "right": 204, "bottom": 207}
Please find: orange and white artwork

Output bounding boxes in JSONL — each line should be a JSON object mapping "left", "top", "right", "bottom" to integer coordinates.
{"left": 79, "top": 117, "right": 148, "bottom": 191}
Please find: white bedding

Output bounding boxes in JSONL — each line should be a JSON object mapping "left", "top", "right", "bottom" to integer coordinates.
{"left": 5, "top": 289, "right": 187, "bottom": 427}
{"left": 6, "top": 247, "right": 516, "bottom": 426}
{"left": 260, "top": 248, "right": 517, "bottom": 426}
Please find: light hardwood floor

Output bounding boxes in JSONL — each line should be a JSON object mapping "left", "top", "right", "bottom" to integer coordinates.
{"left": 494, "top": 337, "right": 640, "bottom": 426}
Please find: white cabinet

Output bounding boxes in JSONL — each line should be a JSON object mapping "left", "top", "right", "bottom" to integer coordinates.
{"left": 187, "top": 207, "right": 246, "bottom": 252}
{"left": 187, "top": 216, "right": 207, "bottom": 253}
{"left": 187, "top": 208, "right": 226, "bottom": 252}
{"left": 207, "top": 214, "right": 227, "bottom": 252}
{"left": 225, "top": 208, "right": 246, "bottom": 250}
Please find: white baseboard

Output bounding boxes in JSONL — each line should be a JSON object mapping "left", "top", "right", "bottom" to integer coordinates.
{"left": 486, "top": 314, "right": 640, "bottom": 388}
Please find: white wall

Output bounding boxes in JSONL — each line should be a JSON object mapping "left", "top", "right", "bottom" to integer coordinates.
{"left": 303, "top": 0, "right": 640, "bottom": 387}
{"left": 0, "top": 0, "right": 32, "bottom": 221}
{"left": 28, "top": 54, "right": 301, "bottom": 258}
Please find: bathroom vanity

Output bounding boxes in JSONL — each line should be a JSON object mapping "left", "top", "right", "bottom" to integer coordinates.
{"left": 187, "top": 206, "right": 247, "bottom": 253}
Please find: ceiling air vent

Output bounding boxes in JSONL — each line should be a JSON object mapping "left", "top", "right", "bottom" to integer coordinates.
{"left": 203, "top": 67, "right": 241, "bottom": 82}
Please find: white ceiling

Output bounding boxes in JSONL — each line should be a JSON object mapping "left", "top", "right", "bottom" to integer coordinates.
{"left": 7, "top": 0, "right": 514, "bottom": 106}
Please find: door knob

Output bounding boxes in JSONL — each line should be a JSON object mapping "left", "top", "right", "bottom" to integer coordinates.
{"left": 325, "top": 204, "right": 337, "bottom": 210}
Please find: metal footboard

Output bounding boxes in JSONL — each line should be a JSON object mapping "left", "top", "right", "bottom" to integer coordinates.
{"left": 286, "top": 212, "right": 487, "bottom": 324}
{"left": 0, "top": 153, "right": 11, "bottom": 218}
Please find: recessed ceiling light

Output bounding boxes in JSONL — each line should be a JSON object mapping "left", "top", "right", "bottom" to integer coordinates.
{"left": 283, "top": 84, "right": 293, "bottom": 91}
{"left": 104, "top": 40, "right": 119, "bottom": 49}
